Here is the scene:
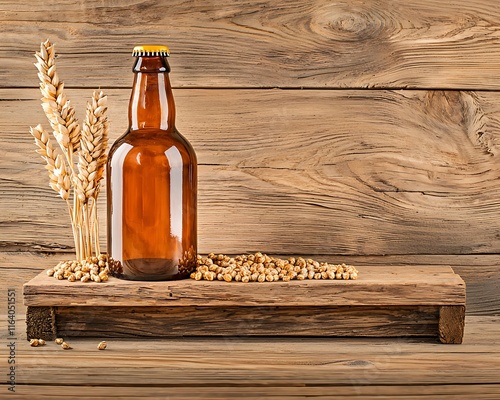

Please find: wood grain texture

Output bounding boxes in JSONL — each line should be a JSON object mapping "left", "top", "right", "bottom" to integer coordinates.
{"left": 439, "top": 305, "right": 466, "bottom": 344}
{"left": 1, "top": 0, "right": 499, "bottom": 395}
{"left": 5, "top": 384, "right": 500, "bottom": 400}
{"left": 53, "top": 305, "right": 439, "bottom": 338}
{"left": 22, "top": 266, "right": 465, "bottom": 343}
{"left": 2, "top": 0, "right": 500, "bottom": 89}
{"left": 25, "top": 306, "right": 55, "bottom": 341}
{"left": 2, "top": 314, "right": 498, "bottom": 397}
{"left": 6, "top": 317, "right": 500, "bottom": 388}
{"left": 3, "top": 88, "right": 500, "bottom": 255}
{"left": 23, "top": 266, "right": 465, "bottom": 307}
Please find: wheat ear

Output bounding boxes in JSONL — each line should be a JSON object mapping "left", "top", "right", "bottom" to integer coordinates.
{"left": 75, "top": 91, "right": 109, "bottom": 202}
{"left": 29, "top": 124, "right": 71, "bottom": 201}
{"left": 35, "top": 40, "right": 81, "bottom": 161}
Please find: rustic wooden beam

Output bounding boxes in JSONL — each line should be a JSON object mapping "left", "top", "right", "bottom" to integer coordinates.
{"left": 55, "top": 305, "right": 439, "bottom": 338}
{"left": 24, "top": 266, "right": 465, "bottom": 343}
{"left": 23, "top": 266, "right": 466, "bottom": 307}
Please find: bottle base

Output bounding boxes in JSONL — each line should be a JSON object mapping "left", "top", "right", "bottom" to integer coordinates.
{"left": 113, "top": 258, "right": 194, "bottom": 281}
{"left": 119, "top": 273, "right": 191, "bottom": 281}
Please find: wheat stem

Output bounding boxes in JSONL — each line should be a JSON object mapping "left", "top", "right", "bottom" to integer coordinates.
{"left": 91, "top": 199, "right": 101, "bottom": 255}
{"left": 66, "top": 199, "right": 80, "bottom": 260}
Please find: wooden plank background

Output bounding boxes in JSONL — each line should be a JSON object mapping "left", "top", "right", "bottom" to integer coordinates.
{"left": 1, "top": 0, "right": 500, "bottom": 318}
{"left": 3, "top": 0, "right": 500, "bottom": 89}
{"left": 2, "top": 315, "right": 500, "bottom": 399}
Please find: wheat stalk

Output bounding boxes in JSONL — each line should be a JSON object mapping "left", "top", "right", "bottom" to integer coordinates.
{"left": 30, "top": 124, "right": 80, "bottom": 257}
{"left": 35, "top": 40, "right": 81, "bottom": 162}
{"left": 31, "top": 40, "right": 109, "bottom": 262}
{"left": 73, "top": 90, "right": 109, "bottom": 255}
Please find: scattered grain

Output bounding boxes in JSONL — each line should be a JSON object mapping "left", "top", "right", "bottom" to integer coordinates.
{"left": 97, "top": 341, "right": 107, "bottom": 350}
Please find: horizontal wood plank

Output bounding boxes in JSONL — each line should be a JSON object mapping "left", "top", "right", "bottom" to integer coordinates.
{"left": 1, "top": 254, "right": 498, "bottom": 316}
{"left": 7, "top": 317, "right": 500, "bottom": 388}
{"left": 3, "top": 314, "right": 499, "bottom": 348}
{"left": 2, "top": 313, "right": 499, "bottom": 397}
{"left": 54, "top": 305, "right": 439, "bottom": 338}
{"left": 2, "top": 88, "right": 500, "bottom": 255}
{"left": 14, "top": 350, "right": 497, "bottom": 386}
{"left": 2, "top": 0, "right": 500, "bottom": 89}
{"left": 23, "top": 266, "right": 465, "bottom": 307}
{"left": 4, "top": 384, "right": 500, "bottom": 400}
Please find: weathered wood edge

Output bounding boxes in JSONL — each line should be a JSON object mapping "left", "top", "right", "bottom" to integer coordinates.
{"left": 54, "top": 305, "right": 440, "bottom": 339}
{"left": 439, "top": 305, "right": 466, "bottom": 344}
{"left": 26, "top": 306, "right": 56, "bottom": 341}
{"left": 23, "top": 266, "right": 467, "bottom": 307}
{"left": 439, "top": 268, "right": 466, "bottom": 343}
{"left": 23, "top": 304, "right": 461, "bottom": 343}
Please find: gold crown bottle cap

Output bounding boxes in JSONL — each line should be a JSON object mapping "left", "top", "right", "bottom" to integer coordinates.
{"left": 132, "top": 45, "right": 170, "bottom": 57}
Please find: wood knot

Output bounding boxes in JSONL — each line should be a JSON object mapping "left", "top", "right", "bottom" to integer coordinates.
{"left": 346, "top": 359, "right": 373, "bottom": 367}
{"left": 423, "top": 91, "right": 465, "bottom": 126}
{"left": 423, "top": 91, "right": 495, "bottom": 156}
{"left": 312, "top": 6, "right": 389, "bottom": 42}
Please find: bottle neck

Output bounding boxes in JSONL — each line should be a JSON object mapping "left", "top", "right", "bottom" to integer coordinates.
{"left": 128, "top": 56, "right": 176, "bottom": 131}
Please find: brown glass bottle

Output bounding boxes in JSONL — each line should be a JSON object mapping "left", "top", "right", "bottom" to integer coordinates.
{"left": 107, "top": 46, "right": 197, "bottom": 280}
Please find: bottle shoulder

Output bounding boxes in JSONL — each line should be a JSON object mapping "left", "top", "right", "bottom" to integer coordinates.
{"left": 110, "top": 129, "right": 195, "bottom": 154}
{"left": 109, "top": 128, "right": 197, "bottom": 165}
